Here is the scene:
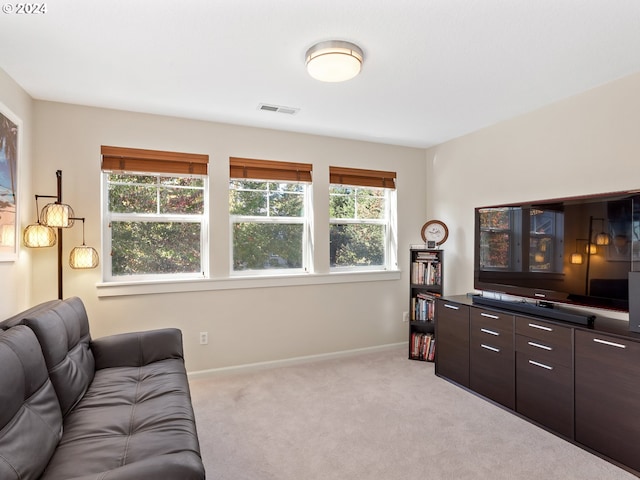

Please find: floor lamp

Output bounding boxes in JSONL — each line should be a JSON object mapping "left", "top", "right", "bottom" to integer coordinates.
{"left": 23, "top": 170, "right": 99, "bottom": 299}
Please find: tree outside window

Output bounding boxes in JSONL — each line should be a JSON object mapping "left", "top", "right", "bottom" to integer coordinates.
{"left": 328, "top": 166, "right": 397, "bottom": 271}
{"left": 329, "top": 185, "right": 388, "bottom": 267}
{"left": 230, "top": 180, "right": 308, "bottom": 272}
{"left": 104, "top": 172, "right": 208, "bottom": 279}
{"left": 228, "top": 158, "right": 312, "bottom": 274}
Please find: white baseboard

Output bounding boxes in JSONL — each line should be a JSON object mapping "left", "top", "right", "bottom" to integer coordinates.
{"left": 187, "top": 342, "right": 407, "bottom": 379}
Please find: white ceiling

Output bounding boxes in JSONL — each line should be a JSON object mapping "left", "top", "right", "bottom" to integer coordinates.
{"left": 1, "top": 0, "right": 640, "bottom": 148}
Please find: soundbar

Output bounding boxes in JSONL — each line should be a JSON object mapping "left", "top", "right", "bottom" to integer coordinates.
{"left": 472, "top": 295, "right": 595, "bottom": 326}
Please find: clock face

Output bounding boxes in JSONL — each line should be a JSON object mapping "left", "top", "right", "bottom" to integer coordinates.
{"left": 421, "top": 220, "right": 449, "bottom": 246}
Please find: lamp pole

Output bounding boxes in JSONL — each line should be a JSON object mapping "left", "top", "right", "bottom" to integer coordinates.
{"left": 55, "top": 170, "right": 63, "bottom": 300}
{"left": 585, "top": 216, "right": 594, "bottom": 297}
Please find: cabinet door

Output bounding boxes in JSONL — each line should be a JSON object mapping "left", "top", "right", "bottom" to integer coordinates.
{"left": 469, "top": 309, "right": 515, "bottom": 409}
{"left": 575, "top": 330, "right": 640, "bottom": 472}
{"left": 435, "top": 300, "right": 469, "bottom": 387}
{"left": 516, "top": 351, "right": 573, "bottom": 438}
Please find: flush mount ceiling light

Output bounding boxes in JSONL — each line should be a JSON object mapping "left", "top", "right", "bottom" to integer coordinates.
{"left": 305, "top": 40, "right": 363, "bottom": 82}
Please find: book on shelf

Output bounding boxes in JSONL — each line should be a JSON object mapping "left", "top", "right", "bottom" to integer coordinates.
{"left": 410, "top": 332, "right": 435, "bottom": 361}
{"left": 411, "top": 259, "right": 442, "bottom": 286}
{"left": 411, "top": 292, "right": 440, "bottom": 321}
{"left": 427, "top": 337, "right": 436, "bottom": 361}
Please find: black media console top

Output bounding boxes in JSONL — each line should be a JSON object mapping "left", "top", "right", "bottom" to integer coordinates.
{"left": 471, "top": 295, "right": 595, "bottom": 326}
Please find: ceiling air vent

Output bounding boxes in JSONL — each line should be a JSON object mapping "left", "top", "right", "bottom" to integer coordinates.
{"left": 258, "top": 103, "right": 300, "bottom": 115}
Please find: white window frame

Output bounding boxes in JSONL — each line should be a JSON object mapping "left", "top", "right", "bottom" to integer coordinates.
{"left": 329, "top": 184, "right": 398, "bottom": 272}
{"left": 229, "top": 179, "right": 312, "bottom": 276}
{"left": 101, "top": 171, "right": 209, "bottom": 282}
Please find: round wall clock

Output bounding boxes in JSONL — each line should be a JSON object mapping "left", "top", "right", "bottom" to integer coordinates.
{"left": 421, "top": 220, "right": 449, "bottom": 247}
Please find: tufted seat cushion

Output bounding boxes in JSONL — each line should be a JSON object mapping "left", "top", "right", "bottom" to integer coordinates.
{"left": 0, "top": 326, "right": 63, "bottom": 480}
{"left": 41, "top": 357, "right": 204, "bottom": 479}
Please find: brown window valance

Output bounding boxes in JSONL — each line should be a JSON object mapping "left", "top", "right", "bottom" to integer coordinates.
{"left": 329, "top": 166, "right": 396, "bottom": 189}
{"left": 230, "top": 157, "right": 312, "bottom": 182}
{"left": 101, "top": 146, "right": 209, "bottom": 175}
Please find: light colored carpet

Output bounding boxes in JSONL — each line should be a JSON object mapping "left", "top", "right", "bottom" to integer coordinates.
{"left": 189, "top": 346, "right": 636, "bottom": 479}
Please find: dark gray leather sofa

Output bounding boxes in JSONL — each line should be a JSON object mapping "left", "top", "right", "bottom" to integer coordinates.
{"left": 0, "top": 297, "right": 206, "bottom": 480}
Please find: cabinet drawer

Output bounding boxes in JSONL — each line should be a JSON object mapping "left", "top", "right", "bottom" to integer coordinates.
{"left": 471, "top": 308, "right": 514, "bottom": 336}
{"left": 515, "top": 334, "right": 572, "bottom": 368}
{"left": 515, "top": 316, "right": 571, "bottom": 345}
{"left": 471, "top": 309, "right": 514, "bottom": 351}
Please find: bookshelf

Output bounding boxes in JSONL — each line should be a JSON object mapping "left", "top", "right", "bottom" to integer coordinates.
{"left": 409, "top": 247, "right": 443, "bottom": 362}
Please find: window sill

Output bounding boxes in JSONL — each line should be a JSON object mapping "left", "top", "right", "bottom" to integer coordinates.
{"left": 96, "top": 270, "right": 401, "bottom": 297}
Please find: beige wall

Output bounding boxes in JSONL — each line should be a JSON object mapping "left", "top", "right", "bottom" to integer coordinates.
{"left": 426, "top": 71, "right": 640, "bottom": 312}
{"left": 27, "top": 101, "right": 426, "bottom": 372}
{"left": 0, "top": 69, "right": 34, "bottom": 318}
{"left": 5, "top": 66, "right": 640, "bottom": 370}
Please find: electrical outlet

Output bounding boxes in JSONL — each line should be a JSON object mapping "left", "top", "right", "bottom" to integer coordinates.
{"left": 402, "top": 311, "right": 409, "bottom": 322}
{"left": 199, "top": 332, "right": 208, "bottom": 345}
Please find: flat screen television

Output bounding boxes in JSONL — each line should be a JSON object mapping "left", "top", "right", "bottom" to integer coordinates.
{"left": 474, "top": 190, "right": 640, "bottom": 313}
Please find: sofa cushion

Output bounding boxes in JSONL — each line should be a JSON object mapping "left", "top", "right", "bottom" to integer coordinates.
{"left": 92, "top": 328, "right": 184, "bottom": 369}
{"left": 22, "top": 296, "right": 95, "bottom": 416}
{"left": 40, "top": 358, "right": 205, "bottom": 480}
{"left": 0, "top": 326, "right": 63, "bottom": 480}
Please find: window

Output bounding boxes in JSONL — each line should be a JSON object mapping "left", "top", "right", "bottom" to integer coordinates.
{"left": 478, "top": 207, "right": 519, "bottom": 270}
{"left": 329, "top": 166, "right": 397, "bottom": 270}
{"left": 101, "top": 146, "right": 209, "bottom": 281}
{"left": 479, "top": 206, "right": 563, "bottom": 273}
{"left": 229, "top": 157, "right": 312, "bottom": 274}
{"left": 529, "top": 208, "right": 563, "bottom": 272}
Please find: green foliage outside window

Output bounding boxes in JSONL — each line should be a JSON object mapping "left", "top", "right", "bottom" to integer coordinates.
{"left": 479, "top": 208, "right": 511, "bottom": 269}
{"left": 232, "top": 223, "right": 303, "bottom": 270}
{"left": 109, "top": 174, "right": 204, "bottom": 214}
{"left": 329, "top": 186, "right": 386, "bottom": 267}
{"left": 230, "top": 180, "right": 306, "bottom": 271}
{"left": 107, "top": 173, "right": 205, "bottom": 277}
{"left": 112, "top": 221, "right": 201, "bottom": 275}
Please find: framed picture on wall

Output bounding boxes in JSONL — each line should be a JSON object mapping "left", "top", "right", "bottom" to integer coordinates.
{"left": 0, "top": 102, "right": 20, "bottom": 262}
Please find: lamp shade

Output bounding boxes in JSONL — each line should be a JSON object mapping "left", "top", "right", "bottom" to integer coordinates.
{"left": 595, "top": 231, "right": 611, "bottom": 246}
{"left": 69, "top": 245, "right": 99, "bottom": 269}
{"left": 23, "top": 223, "right": 57, "bottom": 248}
{"left": 570, "top": 252, "right": 583, "bottom": 265}
{"left": 305, "top": 40, "right": 363, "bottom": 82}
{"left": 41, "top": 203, "right": 75, "bottom": 228}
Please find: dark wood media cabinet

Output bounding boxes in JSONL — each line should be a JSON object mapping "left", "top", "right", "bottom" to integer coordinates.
{"left": 435, "top": 295, "right": 640, "bottom": 475}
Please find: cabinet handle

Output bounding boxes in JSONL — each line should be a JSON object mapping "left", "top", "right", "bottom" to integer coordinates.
{"left": 529, "top": 360, "right": 553, "bottom": 370}
{"left": 481, "top": 313, "right": 500, "bottom": 319}
{"left": 444, "top": 304, "right": 460, "bottom": 310}
{"left": 481, "top": 344, "right": 500, "bottom": 353}
{"left": 527, "top": 341, "right": 552, "bottom": 351}
{"left": 593, "top": 338, "right": 626, "bottom": 349}
{"left": 480, "top": 328, "right": 499, "bottom": 336}
{"left": 528, "top": 323, "right": 553, "bottom": 332}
